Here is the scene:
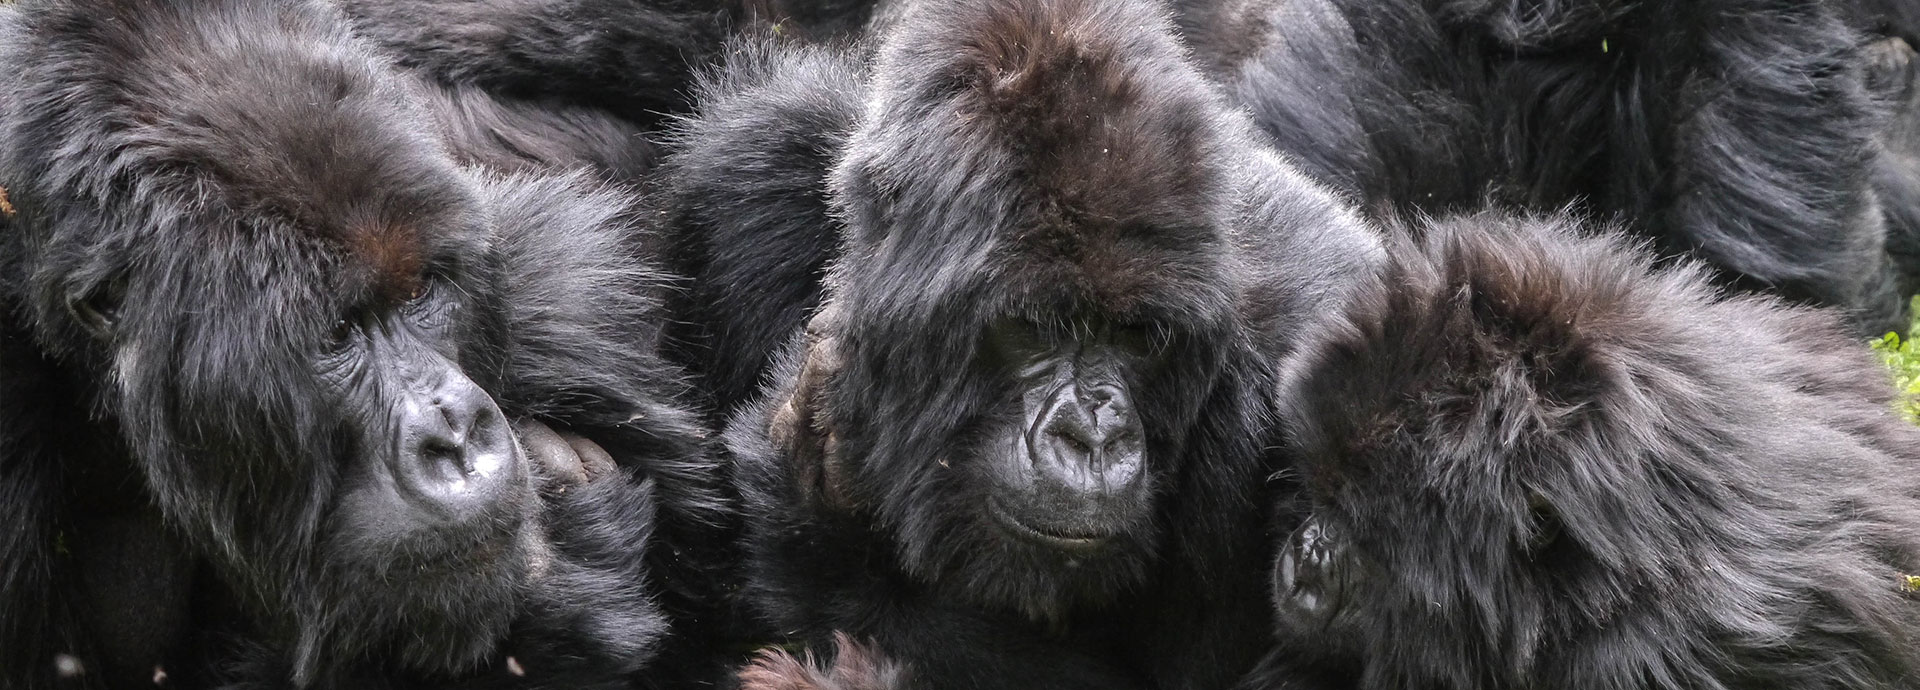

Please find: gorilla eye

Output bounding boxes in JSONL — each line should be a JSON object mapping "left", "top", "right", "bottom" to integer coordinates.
{"left": 67, "top": 289, "right": 120, "bottom": 340}
{"left": 326, "top": 316, "right": 357, "bottom": 351}
{"left": 404, "top": 277, "right": 458, "bottom": 328}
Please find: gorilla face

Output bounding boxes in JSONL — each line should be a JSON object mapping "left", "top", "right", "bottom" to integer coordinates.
{"left": 751, "top": 0, "right": 1254, "bottom": 623}
{"left": 318, "top": 257, "right": 525, "bottom": 575}
{"left": 0, "top": 0, "right": 551, "bottom": 678}
{"left": 65, "top": 175, "right": 542, "bottom": 679}
{"left": 976, "top": 316, "right": 1155, "bottom": 553}
{"left": 811, "top": 288, "right": 1233, "bottom": 621}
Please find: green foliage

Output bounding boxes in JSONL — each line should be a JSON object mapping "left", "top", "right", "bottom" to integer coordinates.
{"left": 1870, "top": 297, "right": 1920, "bottom": 424}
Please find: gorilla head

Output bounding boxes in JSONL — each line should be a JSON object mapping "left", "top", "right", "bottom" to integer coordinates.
{"left": 759, "top": 0, "right": 1272, "bottom": 620}
{"left": 0, "top": 0, "right": 621, "bottom": 681}
{"left": 1262, "top": 213, "right": 1920, "bottom": 689}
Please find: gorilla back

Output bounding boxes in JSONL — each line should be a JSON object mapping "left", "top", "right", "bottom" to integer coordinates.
{"left": 0, "top": 0, "right": 713, "bottom": 686}
{"left": 711, "top": 0, "right": 1380, "bottom": 687}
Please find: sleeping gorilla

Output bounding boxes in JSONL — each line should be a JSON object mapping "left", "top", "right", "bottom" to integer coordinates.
{"left": 1252, "top": 213, "right": 1920, "bottom": 689}
{"left": 1177, "top": 0, "right": 1905, "bottom": 334}
{"left": 677, "top": 0, "right": 1380, "bottom": 687}
{"left": 0, "top": 0, "right": 721, "bottom": 687}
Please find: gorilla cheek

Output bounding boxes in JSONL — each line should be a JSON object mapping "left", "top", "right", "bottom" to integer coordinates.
{"left": 984, "top": 360, "right": 1153, "bottom": 553}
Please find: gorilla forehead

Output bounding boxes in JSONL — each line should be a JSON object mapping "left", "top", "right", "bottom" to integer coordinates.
{"left": 833, "top": 0, "right": 1238, "bottom": 323}
{"left": 9, "top": 0, "right": 481, "bottom": 305}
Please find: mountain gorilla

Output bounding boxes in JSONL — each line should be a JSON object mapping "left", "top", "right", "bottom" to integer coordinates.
{"left": 0, "top": 0, "right": 721, "bottom": 687}
{"left": 669, "top": 0, "right": 1380, "bottom": 687}
{"left": 1253, "top": 214, "right": 1920, "bottom": 689}
{"left": 1177, "top": 0, "right": 1905, "bottom": 334}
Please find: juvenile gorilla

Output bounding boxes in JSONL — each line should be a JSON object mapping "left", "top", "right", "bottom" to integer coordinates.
{"left": 689, "top": 0, "right": 1381, "bottom": 687}
{"left": 1180, "top": 0, "right": 1904, "bottom": 334}
{"left": 1254, "top": 214, "right": 1920, "bottom": 689}
{"left": 0, "top": 0, "right": 720, "bottom": 687}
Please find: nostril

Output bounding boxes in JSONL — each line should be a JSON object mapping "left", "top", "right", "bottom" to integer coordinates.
{"left": 1044, "top": 414, "right": 1098, "bottom": 457}
{"left": 1060, "top": 433, "right": 1092, "bottom": 456}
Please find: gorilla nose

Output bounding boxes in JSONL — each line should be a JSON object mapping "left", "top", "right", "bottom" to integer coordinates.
{"left": 398, "top": 374, "right": 524, "bottom": 521}
{"left": 1032, "top": 383, "right": 1145, "bottom": 494}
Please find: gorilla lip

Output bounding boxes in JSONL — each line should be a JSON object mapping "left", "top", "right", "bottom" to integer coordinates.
{"left": 988, "top": 499, "right": 1112, "bottom": 553}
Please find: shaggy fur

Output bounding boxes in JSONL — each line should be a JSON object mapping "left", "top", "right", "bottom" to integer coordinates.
{"left": 655, "top": 37, "right": 867, "bottom": 418}
{"left": 423, "top": 84, "right": 659, "bottom": 183}
{"left": 0, "top": 0, "right": 723, "bottom": 687}
{"left": 1859, "top": 6, "right": 1920, "bottom": 306}
{"left": 1182, "top": 0, "right": 1904, "bottom": 334}
{"left": 736, "top": 634, "right": 910, "bottom": 690}
{"left": 737, "top": 638, "right": 910, "bottom": 690}
{"left": 675, "top": 1, "right": 1381, "bottom": 687}
{"left": 333, "top": 0, "right": 880, "bottom": 164}
{"left": 332, "top": 0, "right": 731, "bottom": 130}
{"left": 1251, "top": 213, "right": 1920, "bottom": 689}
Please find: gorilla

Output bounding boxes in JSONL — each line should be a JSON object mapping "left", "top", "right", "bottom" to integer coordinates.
{"left": 0, "top": 0, "right": 721, "bottom": 687}
{"left": 1857, "top": 1, "right": 1920, "bottom": 306}
{"left": 1253, "top": 212, "right": 1920, "bottom": 689}
{"left": 1178, "top": 0, "right": 1904, "bottom": 334}
{"left": 667, "top": 0, "right": 1380, "bottom": 687}
{"left": 297, "top": 0, "right": 878, "bottom": 416}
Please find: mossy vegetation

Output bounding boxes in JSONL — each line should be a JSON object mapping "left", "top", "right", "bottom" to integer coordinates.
{"left": 1870, "top": 297, "right": 1920, "bottom": 424}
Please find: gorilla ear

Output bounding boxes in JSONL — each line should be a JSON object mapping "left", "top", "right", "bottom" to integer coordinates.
{"left": 66, "top": 284, "right": 122, "bottom": 341}
{"left": 770, "top": 299, "right": 852, "bottom": 509}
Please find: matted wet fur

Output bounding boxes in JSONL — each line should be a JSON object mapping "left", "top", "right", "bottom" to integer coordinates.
{"left": 1252, "top": 212, "right": 1920, "bottom": 689}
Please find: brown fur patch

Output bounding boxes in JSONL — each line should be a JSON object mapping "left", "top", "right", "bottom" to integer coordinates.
{"left": 0, "top": 185, "right": 15, "bottom": 218}
{"left": 944, "top": 0, "right": 1216, "bottom": 311}
{"left": 345, "top": 224, "right": 424, "bottom": 303}
{"left": 737, "top": 633, "right": 906, "bottom": 690}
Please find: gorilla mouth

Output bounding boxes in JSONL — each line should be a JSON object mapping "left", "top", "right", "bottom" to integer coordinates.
{"left": 988, "top": 499, "right": 1113, "bottom": 553}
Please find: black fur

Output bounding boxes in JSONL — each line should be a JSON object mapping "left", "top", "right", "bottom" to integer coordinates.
{"left": 422, "top": 83, "right": 659, "bottom": 183}
{"left": 332, "top": 0, "right": 731, "bottom": 130}
{"left": 0, "top": 0, "right": 721, "bottom": 687}
{"left": 1252, "top": 212, "right": 1920, "bottom": 689}
{"left": 1183, "top": 0, "right": 1904, "bottom": 334}
{"left": 333, "top": 0, "right": 881, "bottom": 133}
{"left": 1859, "top": 5, "right": 1920, "bottom": 310}
{"left": 673, "top": 1, "right": 1381, "bottom": 687}
{"left": 655, "top": 36, "right": 865, "bottom": 419}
